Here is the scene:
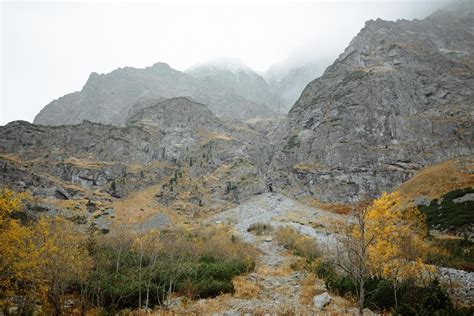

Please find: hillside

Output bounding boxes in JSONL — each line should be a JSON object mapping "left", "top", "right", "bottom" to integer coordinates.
{"left": 271, "top": 6, "right": 474, "bottom": 202}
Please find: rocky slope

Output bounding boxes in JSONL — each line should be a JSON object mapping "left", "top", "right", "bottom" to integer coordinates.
{"left": 270, "top": 5, "right": 474, "bottom": 202}
{"left": 2, "top": 98, "right": 274, "bottom": 229}
{"left": 34, "top": 62, "right": 279, "bottom": 126}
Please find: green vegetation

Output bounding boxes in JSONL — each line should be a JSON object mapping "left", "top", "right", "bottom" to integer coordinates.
{"left": 283, "top": 135, "right": 299, "bottom": 151}
{"left": 1, "top": 189, "right": 257, "bottom": 315}
{"left": 85, "top": 227, "right": 256, "bottom": 312}
{"left": 418, "top": 187, "right": 474, "bottom": 229}
{"left": 315, "top": 261, "right": 473, "bottom": 315}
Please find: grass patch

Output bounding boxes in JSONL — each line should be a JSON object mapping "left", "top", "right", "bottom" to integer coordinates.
{"left": 397, "top": 158, "right": 474, "bottom": 206}
{"left": 232, "top": 276, "right": 261, "bottom": 299}
{"left": 274, "top": 227, "right": 320, "bottom": 260}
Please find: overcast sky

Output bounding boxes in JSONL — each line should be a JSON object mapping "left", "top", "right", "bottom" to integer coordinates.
{"left": 1, "top": 0, "right": 451, "bottom": 125}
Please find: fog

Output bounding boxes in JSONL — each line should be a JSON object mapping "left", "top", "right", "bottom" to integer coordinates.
{"left": 1, "top": 0, "right": 453, "bottom": 125}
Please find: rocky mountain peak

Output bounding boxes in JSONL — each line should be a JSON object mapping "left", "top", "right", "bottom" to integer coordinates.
{"left": 274, "top": 5, "right": 473, "bottom": 202}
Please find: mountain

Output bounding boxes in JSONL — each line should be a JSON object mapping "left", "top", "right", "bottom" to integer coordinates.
{"left": 3, "top": 98, "right": 274, "bottom": 228}
{"left": 187, "top": 60, "right": 281, "bottom": 113}
{"left": 6, "top": 2, "right": 474, "bottom": 208}
{"left": 265, "top": 60, "right": 329, "bottom": 112}
{"left": 33, "top": 62, "right": 279, "bottom": 126}
{"left": 270, "top": 4, "right": 474, "bottom": 202}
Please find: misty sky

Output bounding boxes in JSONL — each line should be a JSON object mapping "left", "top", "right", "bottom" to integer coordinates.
{"left": 1, "top": 0, "right": 451, "bottom": 125}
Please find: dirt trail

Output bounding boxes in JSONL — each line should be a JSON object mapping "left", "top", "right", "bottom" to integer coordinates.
{"left": 177, "top": 193, "right": 358, "bottom": 314}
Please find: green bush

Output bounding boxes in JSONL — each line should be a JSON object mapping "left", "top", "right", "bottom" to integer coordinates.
{"left": 314, "top": 261, "right": 466, "bottom": 314}
{"left": 418, "top": 187, "right": 474, "bottom": 229}
{"left": 176, "top": 256, "right": 249, "bottom": 298}
{"left": 394, "top": 280, "right": 453, "bottom": 315}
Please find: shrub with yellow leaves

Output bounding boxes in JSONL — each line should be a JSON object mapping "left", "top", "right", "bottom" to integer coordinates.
{"left": 362, "top": 192, "right": 433, "bottom": 283}
{"left": 0, "top": 188, "right": 92, "bottom": 315}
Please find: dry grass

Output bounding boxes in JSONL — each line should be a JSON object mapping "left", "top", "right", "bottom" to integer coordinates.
{"left": 396, "top": 158, "right": 474, "bottom": 206}
{"left": 274, "top": 227, "right": 320, "bottom": 260}
{"left": 0, "top": 153, "right": 23, "bottom": 164}
{"left": 126, "top": 160, "right": 173, "bottom": 174}
{"left": 247, "top": 222, "right": 273, "bottom": 235}
{"left": 299, "top": 273, "right": 322, "bottom": 305}
{"left": 63, "top": 157, "right": 113, "bottom": 170}
{"left": 293, "top": 162, "right": 329, "bottom": 172}
{"left": 232, "top": 276, "right": 261, "bottom": 299}
{"left": 299, "top": 196, "right": 352, "bottom": 215}
{"left": 256, "top": 263, "right": 294, "bottom": 277}
{"left": 197, "top": 130, "right": 237, "bottom": 144}
{"left": 110, "top": 183, "right": 180, "bottom": 228}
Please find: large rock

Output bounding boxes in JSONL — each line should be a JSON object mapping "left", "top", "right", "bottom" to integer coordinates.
{"left": 313, "top": 292, "right": 332, "bottom": 310}
{"left": 271, "top": 4, "right": 474, "bottom": 202}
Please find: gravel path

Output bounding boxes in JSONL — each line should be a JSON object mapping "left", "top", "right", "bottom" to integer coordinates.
{"left": 201, "top": 193, "right": 349, "bottom": 314}
{"left": 209, "top": 193, "right": 343, "bottom": 248}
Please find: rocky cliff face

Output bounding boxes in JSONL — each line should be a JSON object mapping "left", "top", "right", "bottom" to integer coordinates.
{"left": 271, "top": 6, "right": 474, "bottom": 202}
{"left": 3, "top": 98, "right": 273, "bottom": 219}
{"left": 34, "top": 62, "right": 279, "bottom": 126}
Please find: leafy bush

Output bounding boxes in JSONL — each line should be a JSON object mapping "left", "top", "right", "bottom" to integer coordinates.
{"left": 315, "top": 261, "right": 356, "bottom": 296}
{"left": 82, "top": 227, "right": 257, "bottom": 311}
{"left": 418, "top": 187, "right": 474, "bottom": 229}
{"left": 314, "top": 261, "right": 467, "bottom": 314}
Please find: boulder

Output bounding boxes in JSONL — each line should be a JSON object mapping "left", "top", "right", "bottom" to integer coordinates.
{"left": 313, "top": 292, "right": 332, "bottom": 310}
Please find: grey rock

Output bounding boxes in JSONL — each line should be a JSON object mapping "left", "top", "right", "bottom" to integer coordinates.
{"left": 1, "top": 98, "right": 272, "bottom": 210}
{"left": 313, "top": 292, "right": 332, "bottom": 310}
{"left": 271, "top": 6, "right": 474, "bottom": 202}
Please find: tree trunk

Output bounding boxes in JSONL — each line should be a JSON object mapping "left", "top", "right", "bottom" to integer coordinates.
{"left": 138, "top": 251, "right": 143, "bottom": 312}
{"left": 393, "top": 281, "right": 398, "bottom": 310}
{"left": 358, "top": 278, "right": 365, "bottom": 316}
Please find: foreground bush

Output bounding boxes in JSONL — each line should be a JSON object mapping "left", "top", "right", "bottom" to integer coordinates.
{"left": 0, "top": 187, "right": 257, "bottom": 314}
{"left": 83, "top": 226, "right": 257, "bottom": 312}
{"left": 315, "top": 260, "right": 473, "bottom": 315}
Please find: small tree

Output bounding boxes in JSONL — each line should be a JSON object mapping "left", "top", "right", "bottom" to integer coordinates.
{"left": 332, "top": 192, "right": 432, "bottom": 314}
{"left": 333, "top": 199, "right": 372, "bottom": 316}
{"left": 364, "top": 192, "right": 433, "bottom": 308}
